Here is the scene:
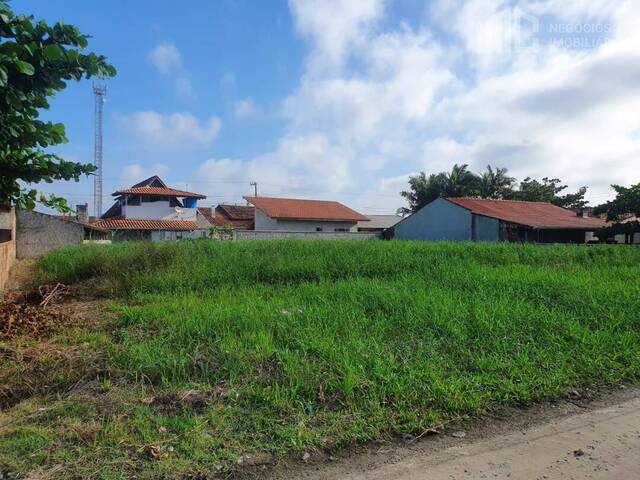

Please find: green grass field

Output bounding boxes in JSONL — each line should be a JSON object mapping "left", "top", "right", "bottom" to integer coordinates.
{"left": 2, "top": 240, "right": 640, "bottom": 478}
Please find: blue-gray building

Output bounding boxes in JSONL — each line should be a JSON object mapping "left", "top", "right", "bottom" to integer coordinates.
{"left": 392, "top": 197, "right": 607, "bottom": 243}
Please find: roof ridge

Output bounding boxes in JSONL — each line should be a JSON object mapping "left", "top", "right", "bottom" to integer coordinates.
{"left": 447, "top": 197, "right": 552, "bottom": 205}
{"left": 244, "top": 195, "right": 341, "bottom": 203}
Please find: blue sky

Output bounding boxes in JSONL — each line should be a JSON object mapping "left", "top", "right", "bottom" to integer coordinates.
{"left": 15, "top": 0, "right": 640, "bottom": 215}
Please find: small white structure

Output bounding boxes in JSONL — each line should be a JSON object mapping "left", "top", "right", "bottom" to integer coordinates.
{"left": 244, "top": 196, "right": 368, "bottom": 232}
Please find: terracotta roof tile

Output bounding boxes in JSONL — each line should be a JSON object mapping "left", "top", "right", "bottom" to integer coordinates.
{"left": 218, "top": 204, "right": 255, "bottom": 220}
{"left": 197, "top": 207, "right": 216, "bottom": 225}
{"left": 93, "top": 219, "right": 199, "bottom": 230}
{"left": 446, "top": 198, "right": 608, "bottom": 229}
{"left": 244, "top": 196, "right": 368, "bottom": 222}
{"left": 113, "top": 186, "right": 206, "bottom": 199}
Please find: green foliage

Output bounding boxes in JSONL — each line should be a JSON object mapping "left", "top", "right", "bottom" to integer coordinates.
{"left": 209, "top": 224, "right": 234, "bottom": 239}
{"left": 478, "top": 165, "right": 516, "bottom": 199}
{"left": 507, "top": 177, "right": 588, "bottom": 210}
{"left": 594, "top": 183, "right": 640, "bottom": 221}
{"left": 595, "top": 220, "right": 640, "bottom": 244}
{"left": 400, "top": 164, "right": 481, "bottom": 214}
{"left": 0, "top": 1, "right": 116, "bottom": 210}
{"left": 593, "top": 183, "right": 640, "bottom": 244}
{"left": 4, "top": 240, "right": 640, "bottom": 477}
{"left": 400, "top": 165, "right": 587, "bottom": 214}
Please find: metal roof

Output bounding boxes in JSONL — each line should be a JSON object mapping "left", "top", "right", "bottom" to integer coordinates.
{"left": 244, "top": 196, "right": 368, "bottom": 222}
{"left": 446, "top": 198, "right": 608, "bottom": 230}
{"left": 356, "top": 215, "right": 401, "bottom": 229}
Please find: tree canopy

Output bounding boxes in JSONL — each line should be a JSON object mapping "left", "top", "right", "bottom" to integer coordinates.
{"left": 593, "top": 183, "right": 640, "bottom": 221}
{"left": 400, "top": 164, "right": 588, "bottom": 214}
{"left": 593, "top": 183, "right": 640, "bottom": 244}
{"left": 0, "top": 1, "right": 116, "bottom": 211}
{"left": 507, "top": 177, "right": 588, "bottom": 210}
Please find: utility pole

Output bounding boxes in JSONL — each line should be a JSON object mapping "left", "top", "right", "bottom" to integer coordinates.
{"left": 250, "top": 181, "right": 258, "bottom": 196}
{"left": 93, "top": 83, "right": 107, "bottom": 219}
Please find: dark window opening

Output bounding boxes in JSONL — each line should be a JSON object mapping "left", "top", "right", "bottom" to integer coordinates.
{"left": 316, "top": 227, "right": 323, "bottom": 232}
{"left": 127, "top": 195, "right": 141, "bottom": 206}
{"left": 0, "top": 229, "right": 11, "bottom": 243}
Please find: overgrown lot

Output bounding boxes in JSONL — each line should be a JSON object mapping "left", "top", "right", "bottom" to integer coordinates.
{"left": 2, "top": 241, "right": 640, "bottom": 478}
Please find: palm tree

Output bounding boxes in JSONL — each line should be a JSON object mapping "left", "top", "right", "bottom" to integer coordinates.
{"left": 478, "top": 165, "right": 515, "bottom": 199}
{"left": 441, "top": 164, "right": 481, "bottom": 197}
{"left": 400, "top": 164, "right": 481, "bottom": 213}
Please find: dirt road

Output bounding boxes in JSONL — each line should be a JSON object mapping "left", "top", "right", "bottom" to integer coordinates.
{"left": 276, "top": 390, "right": 640, "bottom": 480}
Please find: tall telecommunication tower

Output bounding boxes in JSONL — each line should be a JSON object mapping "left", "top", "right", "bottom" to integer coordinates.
{"left": 93, "top": 84, "right": 107, "bottom": 218}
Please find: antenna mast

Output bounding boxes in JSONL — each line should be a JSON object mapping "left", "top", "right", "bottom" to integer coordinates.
{"left": 93, "top": 84, "right": 107, "bottom": 218}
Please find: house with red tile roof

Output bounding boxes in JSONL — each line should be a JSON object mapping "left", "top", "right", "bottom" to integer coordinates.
{"left": 197, "top": 204, "right": 255, "bottom": 230}
{"left": 94, "top": 176, "right": 209, "bottom": 241}
{"left": 244, "top": 196, "right": 368, "bottom": 232}
{"left": 393, "top": 197, "right": 608, "bottom": 243}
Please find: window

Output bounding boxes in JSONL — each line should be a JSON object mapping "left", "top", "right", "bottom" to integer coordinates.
{"left": 335, "top": 228, "right": 350, "bottom": 232}
{"left": 316, "top": 227, "right": 323, "bottom": 232}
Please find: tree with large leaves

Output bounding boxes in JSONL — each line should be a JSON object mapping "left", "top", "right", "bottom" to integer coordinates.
{"left": 400, "top": 164, "right": 518, "bottom": 214}
{"left": 0, "top": 1, "right": 116, "bottom": 211}
{"left": 440, "top": 163, "right": 480, "bottom": 198}
{"left": 478, "top": 165, "right": 515, "bottom": 199}
{"left": 506, "top": 177, "right": 588, "bottom": 210}
{"left": 399, "top": 172, "right": 446, "bottom": 214}
{"left": 593, "top": 183, "right": 640, "bottom": 244}
{"left": 399, "top": 164, "right": 481, "bottom": 214}
{"left": 593, "top": 183, "right": 640, "bottom": 220}
{"left": 400, "top": 166, "right": 590, "bottom": 214}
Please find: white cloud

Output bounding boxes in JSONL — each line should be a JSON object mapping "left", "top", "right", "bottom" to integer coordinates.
{"left": 233, "top": 98, "right": 260, "bottom": 119}
{"left": 289, "top": 0, "right": 384, "bottom": 70}
{"left": 120, "top": 163, "right": 169, "bottom": 183}
{"left": 196, "top": 133, "right": 352, "bottom": 204}
{"left": 148, "top": 43, "right": 181, "bottom": 73}
{"left": 120, "top": 111, "right": 221, "bottom": 148}
{"left": 193, "top": 0, "right": 640, "bottom": 213}
{"left": 148, "top": 42, "right": 195, "bottom": 98}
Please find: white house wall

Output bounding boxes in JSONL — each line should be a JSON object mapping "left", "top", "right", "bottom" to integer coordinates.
{"left": 254, "top": 208, "right": 357, "bottom": 232}
{"left": 122, "top": 201, "right": 197, "bottom": 220}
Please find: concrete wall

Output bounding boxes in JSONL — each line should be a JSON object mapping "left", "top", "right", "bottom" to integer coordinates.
{"left": 394, "top": 198, "right": 472, "bottom": 241}
{"left": 16, "top": 210, "right": 84, "bottom": 259}
{"left": 234, "top": 230, "right": 382, "bottom": 241}
{"left": 472, "top": 214, "right": 500, "bottom": 242}
{"left": 150, "top": 229, "right": 208, "bottom": 241}
{"left": 614, "top": 233, "right": 640, "bottom": 244}
{"left": 0, "top": 207, "right": 16, "bottom": 291}
{"left": 254, "top": 208, "right": 356, "bottom": 232}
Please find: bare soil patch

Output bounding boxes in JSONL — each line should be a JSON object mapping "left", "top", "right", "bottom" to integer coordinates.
{"left": 248, "top": 385, "right": 640, "bottom": 480}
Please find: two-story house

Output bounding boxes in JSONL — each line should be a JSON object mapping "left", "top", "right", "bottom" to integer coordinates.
{"left": 94, "top": 176, "right": 208, "bottom": 241}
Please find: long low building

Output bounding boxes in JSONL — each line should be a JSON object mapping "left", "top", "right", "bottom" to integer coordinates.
{"left": 244, "top": 196, "right": 368, "bottom": 232}
{"left": 393, "top": 197, "right": 608, "bottom": 243}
